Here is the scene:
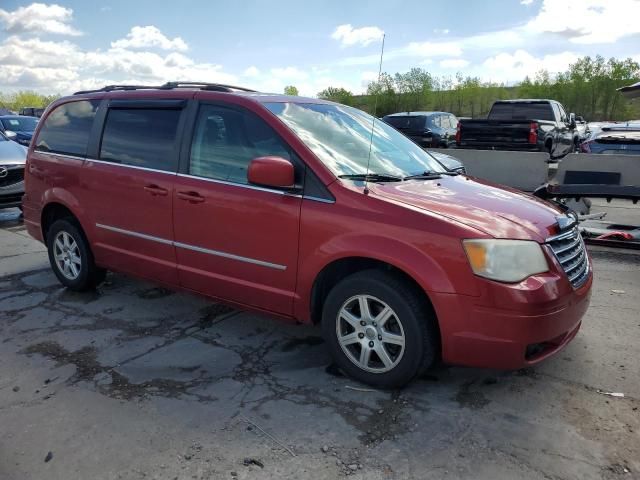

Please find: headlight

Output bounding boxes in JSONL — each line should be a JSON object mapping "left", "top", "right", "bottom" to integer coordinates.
{"left": 463, "top": 239, "right": 548, "bottom": 283}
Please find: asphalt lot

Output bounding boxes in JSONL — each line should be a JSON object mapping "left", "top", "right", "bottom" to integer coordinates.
{"left": 1, "top": 206, "right": 639, "bottom": 480}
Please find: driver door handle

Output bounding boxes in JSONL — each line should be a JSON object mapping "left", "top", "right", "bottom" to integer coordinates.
{"left": 177, "top": 191, "right": 205, "bottom": 203}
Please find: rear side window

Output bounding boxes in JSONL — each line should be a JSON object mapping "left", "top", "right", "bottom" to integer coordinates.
{"left": 384, "top": 116, "right": 426, "bottom": 131}
{"left": 99, "top": 108, "right": 181, "bottom": 172}
{"left": 189, "top": 104, "right": 290, "bottom": 185}
{"left": 488, "top": 102, "right": 554, "bottom": 121}
{"left": 35, "top": 100, "right": 100, "bottom": 156}
{"left": 440, "top": 116, "right": 451, "bottom": 129}
{"left": 449, "top": 115, "right": 458, "bottom": 128}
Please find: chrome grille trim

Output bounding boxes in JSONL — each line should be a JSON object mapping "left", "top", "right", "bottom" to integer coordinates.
{"left": 546, "top": 227, "right": 590, "bottom": 289}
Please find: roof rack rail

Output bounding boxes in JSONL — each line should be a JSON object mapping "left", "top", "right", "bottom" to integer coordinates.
{"left": 73, "top": 82, "right": 257, "bottom": 95}
{"left": 73, "top": 85, "right": 163, "bottom": 95}
{"left": 160, "top": 81, "right": 257, "bottom": 92}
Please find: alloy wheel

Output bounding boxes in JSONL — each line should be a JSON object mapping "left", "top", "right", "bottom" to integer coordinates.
{"left": 335, "top": 294, "right": 406, "bottom": 373}
{"left": 53, "top": 231, "right": 81, "bottom": 280}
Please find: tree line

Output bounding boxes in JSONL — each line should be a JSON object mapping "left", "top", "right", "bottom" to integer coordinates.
{"left": 0, "top": 91, "right": 60, "bottom": 113}
{"left": 315, "top": 55, "right": 640, "bottom": 121}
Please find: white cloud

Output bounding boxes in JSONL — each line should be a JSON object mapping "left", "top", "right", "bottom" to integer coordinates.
{"left": 111, "top": 25, "right": 188, "bottom": 51}
{"left": 440, "top": 58, "right": 470, "bottom": 69}
{"left": 331, "top": 24, "right": 384, "bottom": 47}
{"left": 525, "top": 0, "right": 640, "bottom": 44}
{"left": 433, "top": 28, "right": 450, "bottom": 34}
{"left": 482, "top": 49, "right": 580, "bottom": 82}
{"left": 337, "top": 40, "right": 462, "bottom": 67}
{"left": 0, "top": 33, "right": 235, "bottom": 94}
{"left": 521, "top": 0, "right": 534, "bottom": 5}
{"left": 403, "top": 41, "right": 462, "bottom": 58}
{"left": 243, "top": 66, "right": 260, "bottom": 77}
{"left": 0, "top": 2, "right": 81, "bottom": 36}
{"left": 270, "top": 66, "right": 309, "bottom": 81}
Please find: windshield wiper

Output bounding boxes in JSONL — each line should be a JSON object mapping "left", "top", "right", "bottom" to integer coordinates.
{"left": 338, "top": 173, "right": 403, "bottom": 182}
{"left": 403, "top": 170, "right": 459, "bottom": 181}
{"left": 403, "top": 170, "right": 442, "bottom": 180}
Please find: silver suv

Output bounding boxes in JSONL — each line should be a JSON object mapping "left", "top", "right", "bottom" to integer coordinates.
{"left": 0, "top": 131, "right": 27, "bottom": 209}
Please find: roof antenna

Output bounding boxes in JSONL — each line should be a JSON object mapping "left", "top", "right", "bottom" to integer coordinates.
{"left": 364, "top": 32, "right": 386, "bottom": 195}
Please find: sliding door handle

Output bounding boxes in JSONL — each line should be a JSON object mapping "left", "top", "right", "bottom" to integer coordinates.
{"left": 144, "top": 184, "right": 168, "bottom": 196}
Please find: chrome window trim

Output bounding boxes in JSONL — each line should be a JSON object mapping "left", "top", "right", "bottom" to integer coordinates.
{"left": 86, "top": 158, "right": 177, "bottom": 175}
{"left": 176, "top": 173, "right": 335, "bottom": 203}
{"left": 176, "top": 173, "right": 289, "bottom": 195}
{"left": 95, "top": 223, "right": 286, "bottom": 270}
{"left": 303, "top": 195, "right": 335, "bottom": 204}
{"left": 37, "top": 151, "right": 86, "bottom": 161}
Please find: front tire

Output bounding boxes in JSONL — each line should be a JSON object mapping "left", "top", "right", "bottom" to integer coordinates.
{"left": 321, "top": 270, "right": 438, "bottom": 389}
{"left": 46, "top": 219, "right": 106, "bottom": 291}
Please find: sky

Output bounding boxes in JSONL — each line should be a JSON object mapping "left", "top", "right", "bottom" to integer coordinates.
{"left": 0, "top": 0, "right": 639, "bottom": 97}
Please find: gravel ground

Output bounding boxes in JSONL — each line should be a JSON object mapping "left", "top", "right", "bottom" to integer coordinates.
{"left": 0, "top": 207, "right": 638, "bottom": 480}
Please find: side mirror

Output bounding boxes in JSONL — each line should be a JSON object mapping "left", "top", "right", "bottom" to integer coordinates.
{"left": 4, "top": 130, "right": 17, "bottom": 140}
{"left": 568, "top": 113, "right": 576, "bottom": 129}
{"left": 248, "top": 156, "right": 295, "bottom": 189}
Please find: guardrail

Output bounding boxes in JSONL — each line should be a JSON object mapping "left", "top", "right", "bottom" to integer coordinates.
{"left": 431, "top": 149, "right": 640, "bottom": 194}
{"left": 430, "top": 149, "right": 549, "bottom": 192}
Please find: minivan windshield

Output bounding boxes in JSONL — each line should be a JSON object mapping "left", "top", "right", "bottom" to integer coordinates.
{"left": 265, "top": 102, "right": 444, "bottom": 178}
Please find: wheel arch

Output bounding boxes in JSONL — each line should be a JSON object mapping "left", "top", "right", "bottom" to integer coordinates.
{"left": 41, "top": 201, "right": 84, "bottom": 244}
{"left": 308, "top": 255, "right": 441, "bottom": 327}
{"left": 309, "top": 256, "right": 443, "bottom": 363}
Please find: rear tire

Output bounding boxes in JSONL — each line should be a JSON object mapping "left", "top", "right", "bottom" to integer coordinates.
{"left": 46, "top": 218, "right": 106, "bottom": 291}
{"left": 321, "top": 270, "right": 438, "bottom": 389}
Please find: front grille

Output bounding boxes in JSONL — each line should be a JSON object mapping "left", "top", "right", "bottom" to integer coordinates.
{"left": 0, "top": 166, "right": 24, "bottom": 188}
{"left": 0, "top": 193, "right": 23, "bottom": 204}
{"left": 546, "top": 227, "right": 590, "bottom": 288}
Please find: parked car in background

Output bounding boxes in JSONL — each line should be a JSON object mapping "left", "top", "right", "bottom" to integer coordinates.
{"left": 19, "top": 107, "right": 45, "bottom": 118}
{"left": 24, "top": 83, "right": 592, "bottom": 388}
{"left": 427, "top": 150, "right": 466, "bottom": 174}
{"left": 0, "top": 131, "right": 27, "bottom": 209}
{"left": 383, "top": 111, "right": 458, "bottom": 148}
{"left": 456, "top": 99, "right": 580, "bottom": 159}
{"left": 579, "top": 123, "right": 640, "bottom": 154}
{"left": 0, "top": 115, "right": 38, "bottom": 147}
{"left": 575, "top": 116, "right": 589, "bottom": 140}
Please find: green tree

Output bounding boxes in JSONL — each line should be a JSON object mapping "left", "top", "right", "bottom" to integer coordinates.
{"left": 352, "top": 55, "right": 640, "bottom": 120}
{"left": 284, "top": 85, "right": 299, "bottom": 96}
{"left": 317, "top": 87, "right": 354, "bottom": 106}
{"left": 365, "top": 72, "right": 398, "bottom": 116}
{"left": 0, "top": 90, "right": 60, "bottom": 112}
{"left": 394, "top": 68, "right": 434, "bottom": 111}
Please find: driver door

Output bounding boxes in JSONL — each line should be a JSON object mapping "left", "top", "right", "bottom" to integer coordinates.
{"left": 172, "top": 101, "right": 303, "bottom": 315}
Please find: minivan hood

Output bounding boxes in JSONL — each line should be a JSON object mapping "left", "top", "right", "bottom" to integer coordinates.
{"left": 370, "top": 175, "right": 561, "bottom": 241}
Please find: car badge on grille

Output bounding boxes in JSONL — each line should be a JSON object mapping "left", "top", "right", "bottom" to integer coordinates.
{"left": 555, "top": 212, "right": 577, "bottom": 231}
{"left": 0, "top": 167, "right": 8, "bottom": 178}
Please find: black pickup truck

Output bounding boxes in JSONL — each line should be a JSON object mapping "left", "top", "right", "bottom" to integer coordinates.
{"left": 456, "top": 99, "right": 580, "bottom": 159}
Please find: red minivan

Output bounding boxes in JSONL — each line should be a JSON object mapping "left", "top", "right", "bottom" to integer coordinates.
{"left": 22, "top": 83, "right": 592, "bottom": 388}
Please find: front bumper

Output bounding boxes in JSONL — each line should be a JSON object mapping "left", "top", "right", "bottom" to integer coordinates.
{"left": 431, "top": 264, "right": 592, "bottom": 369}
{"left": 0, "top": 181, "right": 24, "bottom": 209}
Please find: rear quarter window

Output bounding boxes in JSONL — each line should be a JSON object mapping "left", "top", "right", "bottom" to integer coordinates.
{"left": 35, "top": 100, "right": 100, "bottom": 156}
